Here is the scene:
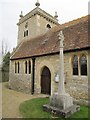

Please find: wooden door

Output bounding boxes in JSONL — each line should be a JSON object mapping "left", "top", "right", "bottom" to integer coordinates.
{"left": 41, "top": 66, "right": 51, "bottom": 95}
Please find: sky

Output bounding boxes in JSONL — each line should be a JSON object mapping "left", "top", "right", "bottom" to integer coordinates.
{"left": 0, "top": 0, "right": 89, "bottom": 56}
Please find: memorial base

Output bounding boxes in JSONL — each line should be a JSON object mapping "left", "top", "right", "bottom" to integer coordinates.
{"left": 43, "top": 93, "right": 80, "bottom": 118}
{"left": 43, "top": 104, "right": 80, "bottom": 118}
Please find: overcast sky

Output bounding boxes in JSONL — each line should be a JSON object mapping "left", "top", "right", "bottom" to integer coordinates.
{"left": 0, "top": 0, "right": 89, "bottom": 56}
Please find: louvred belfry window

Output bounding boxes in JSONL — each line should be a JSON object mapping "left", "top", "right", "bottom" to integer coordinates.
{"left": 24, "top": 30, "right": 28, "bottom": 37}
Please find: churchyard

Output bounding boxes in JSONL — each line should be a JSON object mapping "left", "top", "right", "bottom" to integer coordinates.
{"left": 1, "top": 82, "right": 90, "bottom": 119}
{"left": 19, "top": 97, "right": 89, "bottom": 119}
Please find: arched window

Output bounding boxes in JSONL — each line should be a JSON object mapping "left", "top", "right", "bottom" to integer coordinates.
{"left": 24, "top": 30, "right": 28, "bottom": 37}
{"left": 26, "top": 30, "right": 28, "bottom": 36}
{"left": 72, "top": 55, "right": 78, "bottom": 75}
{"left": 29, "top": 61, "right": 31, "bottom": 74}
{"left": 17, "top": 62, "right": 19, "bottom": 73}
{"left": 24, "top": 31, "right": 25, "bottom": 37}
{"left": 25, "top": 61, "right": 27, "bottom": 74}
{"left": 80, "top": 55, "right": 87, "bottom": 75}
{"left": 15, "top": 62, "right": 17, "bottom": 73}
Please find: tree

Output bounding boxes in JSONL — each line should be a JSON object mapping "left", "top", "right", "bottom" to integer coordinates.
{"left": 2, "top": 52, "right": 10, "bottom": 71}
{"left": 2, "top": 52, "right": 10, "bottom": 82}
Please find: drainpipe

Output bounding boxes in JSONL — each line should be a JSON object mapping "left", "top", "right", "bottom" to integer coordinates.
{"left": 31, "top": 57, "right": 35, "bottom": 94}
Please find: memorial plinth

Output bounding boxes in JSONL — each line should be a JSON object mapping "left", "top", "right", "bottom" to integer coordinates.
{"left": 43, "top": 31, "right": 80, "bottom": 118}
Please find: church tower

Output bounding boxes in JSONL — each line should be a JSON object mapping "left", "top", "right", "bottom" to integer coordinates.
{"left": 17, "top": 0, "right": 59, "bottom": 45}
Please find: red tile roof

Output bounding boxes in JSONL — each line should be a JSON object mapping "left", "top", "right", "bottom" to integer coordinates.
{"left": 11, "top": 15, "right": 89, "bottom": 60}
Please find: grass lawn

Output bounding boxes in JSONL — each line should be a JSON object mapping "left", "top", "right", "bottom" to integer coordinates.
{"left": 19, "top": 97, "right": 89, "bottom": 119}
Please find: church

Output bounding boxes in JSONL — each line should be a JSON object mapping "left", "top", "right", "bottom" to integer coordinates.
{"left": 9, "top": 1, "right": 90, "bottom": 105}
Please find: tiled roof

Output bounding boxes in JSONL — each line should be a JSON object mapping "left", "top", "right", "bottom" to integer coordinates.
{"left": 11, "top": 15, "right": 89, "bottom": 60}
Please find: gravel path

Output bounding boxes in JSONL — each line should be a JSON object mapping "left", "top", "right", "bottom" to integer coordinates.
{"left": 1, "top": 82, "right": 48, "bottom": 118}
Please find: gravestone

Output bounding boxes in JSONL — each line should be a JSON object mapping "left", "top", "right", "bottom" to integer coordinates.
{"left": 43, "top": 31, "right": 80, "bottom": 118}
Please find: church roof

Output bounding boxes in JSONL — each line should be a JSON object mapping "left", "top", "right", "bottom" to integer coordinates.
{"left": 11, "top": 15, "right": 89, "bottom": 60}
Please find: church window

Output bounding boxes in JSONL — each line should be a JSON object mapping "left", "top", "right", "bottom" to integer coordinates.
{"left": 26, "top": 30, "right": 28, "bottom": 36}
{"left": 24, "top": 30, "right": 28, "bottom": 37}
{"left": 29, "top": 61, "right": 31, "bottom": 74}
{"left": 72, "top": 55, "right": 78, "bottom": 75}
{"left": 24, "top": 22, "right": 28, "bottom": 37}
{"left": 24, "top": 31, "right": 25, "bottom": 37}
{"left": 46, "top": 24, "right": 51, "bottom": 29}
{"left": 25, "top": 61, "right": 27, "bottom": 74}
{"left": 15, "top": 62, "right": 17, "bottom": 73}
{"left": 80, "top": 55, "right": 87, "bottom": 75}
{"left": 17, "top": 62, "right": 20, "bottom": 73}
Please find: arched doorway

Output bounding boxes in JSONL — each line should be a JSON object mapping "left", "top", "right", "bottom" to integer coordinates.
{"left": 41, "top": 66, "right": 51, "bottom": 95}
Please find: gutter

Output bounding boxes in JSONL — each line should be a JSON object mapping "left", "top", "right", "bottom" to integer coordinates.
{"left": 10, "top": 46, "right": 90, "bottom": 61}
{"left": 31, "top": 57, "right": 35, "bottom": 94}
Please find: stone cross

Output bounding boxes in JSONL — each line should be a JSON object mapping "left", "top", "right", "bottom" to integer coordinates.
{"left": 43, "top": 31, "right": 79, "bottom": 117}
{"left": 58, "top": 31, "right": 65, "bottom": 94}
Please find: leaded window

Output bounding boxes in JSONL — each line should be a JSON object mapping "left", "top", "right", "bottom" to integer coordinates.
{"left": 17, "top": 62, "right": 19, "bottom": 73}
{"left": 80, "top": 55, "right": 87, "bottom": 75}
{"left": 72, "top": 55, "right": 78, "bottom": 75}
{"left": 29, "top": 61, "right": 31, "bottom": 74}
{"left": 25, "top": 61, "right": 27, "bottom": 74}
{"left": 15, "top": 62, "right": 17, "bottom": 73}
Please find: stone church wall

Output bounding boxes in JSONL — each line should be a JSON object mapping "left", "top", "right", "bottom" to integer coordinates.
{"left": 35, "top": 50, "right": 88, "bottom": 102}
{"left": 18, "top": 16, "right": 37, "bottom": 45}
{"left": 64, "top": 51, "right": 88, "bottom": 101}
{"left": 35, "top": 54, "right": 60, "bottom": 95}
{"left": 9, "top": 50, "right": 89, "bottom": 103}
{"left": 88, "top": 50, "right": 90, "bottom": 102}
{"left": 17, "top": 14, "right": 57, "bottom": 45}
{"left": 9, "top": 59, "right": 32, "bottom": 93}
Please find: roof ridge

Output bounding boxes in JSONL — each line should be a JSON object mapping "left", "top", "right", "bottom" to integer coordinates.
{"left": 48, "top": 15, "right": 88, "bottom": 33}
{"left": 61, "top": 15, "right": 88, "bottom": 27}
